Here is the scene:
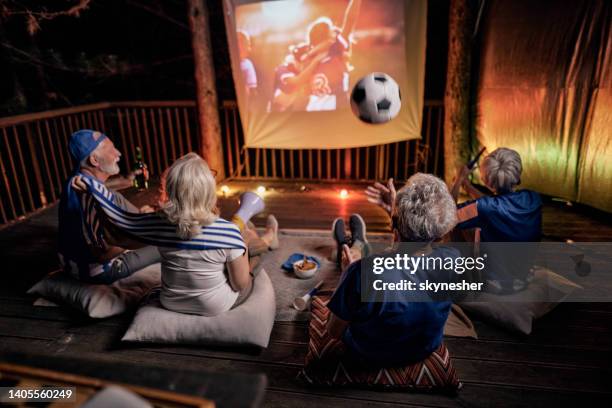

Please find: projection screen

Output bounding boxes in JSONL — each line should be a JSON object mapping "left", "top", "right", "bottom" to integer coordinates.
{"left": 223, "top": 0, "right": 427, "bottom": 149}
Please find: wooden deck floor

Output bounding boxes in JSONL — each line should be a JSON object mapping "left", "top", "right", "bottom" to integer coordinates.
{"left": 1, "top": 181, "right": 612, "bottom": 407}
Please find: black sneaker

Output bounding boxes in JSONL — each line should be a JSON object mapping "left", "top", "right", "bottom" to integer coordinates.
{"left": 332, "top": 218, "right": 348, "bottom": 268}
{"left": 349, "top": 213, "right": 368, "bottom": 247}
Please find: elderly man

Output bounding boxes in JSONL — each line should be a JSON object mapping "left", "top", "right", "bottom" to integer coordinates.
{"left": 450, "top": 147, "right": 542, "bottom": 292}
{"left": 329, "top": 173, "right": 459, "bottom": 366}
{"left": 450, "top": 147, "right": 542, "bottom": 242}
{"left": 367, "top": 148, "right": 542, "bottom": 294}
{"left": 58, "top": 129, "right": 160, "bottom": 284}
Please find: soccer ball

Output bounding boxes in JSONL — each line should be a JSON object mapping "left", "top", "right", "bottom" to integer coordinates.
{"left": 350, "top": 73, "right": 401, "bottom": 124}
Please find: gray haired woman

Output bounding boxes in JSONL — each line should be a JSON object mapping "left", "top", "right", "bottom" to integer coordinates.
{"left": 326, "top": 173, "right": 460, "bottom": 367}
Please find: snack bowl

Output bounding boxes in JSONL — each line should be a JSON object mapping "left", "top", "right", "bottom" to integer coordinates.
{"left": 293, "top": 259, "right": 318, "bottom": 279}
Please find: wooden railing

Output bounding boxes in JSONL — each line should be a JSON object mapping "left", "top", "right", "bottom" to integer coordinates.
{"left": 222, "top": 100, "right": 444, "bottom": 181}
{"left": 0, "top": 100, "right": 443, "bottom": 227}
{"left": 0, "top": 101, "right": 199, "bottom": 227}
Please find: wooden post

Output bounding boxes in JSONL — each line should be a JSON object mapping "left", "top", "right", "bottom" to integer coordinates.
{"left": 23, "top": 123, "right": 48, "bottom": 206}
{"left": 188, "top": 0, "right": 225, "bottom": 179}
{"left": 444, "top": 0, "right": 476, "bottom": 184}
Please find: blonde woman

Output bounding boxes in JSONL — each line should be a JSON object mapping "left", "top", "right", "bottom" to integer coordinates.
{"left": 73, "top": 153, "right": 279, "bottom": 316}
{"left": 326, "top": 174, "right": 459, "bottom": 366}
{"left": 157, "top": 153, "right": 249, "bottom": 315}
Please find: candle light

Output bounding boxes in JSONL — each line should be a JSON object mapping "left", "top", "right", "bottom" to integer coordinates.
{"left": 256, "top": 185, "right": 266, "bottom": 195}
{"left": 340, "top": 189, "right": 348, "bottom": 199}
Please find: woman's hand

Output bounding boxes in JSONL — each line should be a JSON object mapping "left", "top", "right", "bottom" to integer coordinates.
{"left": 71, "top": 175, "right": 87, "bottom": 193}
{"left": 139, "top": 205, "right": 155, "bottom": 213}
{"left": 341, "top": 243, "right": 363, "bottom": 270}
{"left": 365, "top": 178, "right": 397, "bottom": 216}
{"left": 341, "top": 244, "right": 353, "bottom": 271}
{"left": 227, "top": 250, "right": 251, "bottom": 292}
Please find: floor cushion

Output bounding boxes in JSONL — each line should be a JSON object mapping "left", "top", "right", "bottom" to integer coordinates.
{"left": 298, "top": 296, "right": 462, "bottom": 393}
{"left": 27, "top": 263, "right": 161, "bottom": 318}
{"left": 459, "top": 266, "right": 582, "bottom": 334}
{"left": 122, "top": 269, "right": 276, "bottom": 348}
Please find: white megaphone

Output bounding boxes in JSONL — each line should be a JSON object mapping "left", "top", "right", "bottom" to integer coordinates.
{"left": 292, "top": 281, "right": 324, "bottom": 311}
{"left": 231, "top": 192, "right": 265, "bottom": 232}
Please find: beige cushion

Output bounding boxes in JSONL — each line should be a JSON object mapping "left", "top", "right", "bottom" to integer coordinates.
{"left": 459, "top": 267, "right": 581, "bottom": 334}
{"left": 27, "top": 264, "right": 161, "bottom": 318}
{"left": 122, "top": 269, "right": 276, "bottom": 348}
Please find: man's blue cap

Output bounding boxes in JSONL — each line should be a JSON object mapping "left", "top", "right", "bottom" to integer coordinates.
{"left": 69, "top": 129, "right": 108, "bottom": 163}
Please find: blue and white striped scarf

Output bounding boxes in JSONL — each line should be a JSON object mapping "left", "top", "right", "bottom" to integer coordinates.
{"left": 81, "top": 176, "right": 246, "bottom": 251}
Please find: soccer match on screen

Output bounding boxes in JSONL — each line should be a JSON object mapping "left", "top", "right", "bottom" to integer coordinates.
{"left": 0, "top": 0, "right": 611, "bottom": 407}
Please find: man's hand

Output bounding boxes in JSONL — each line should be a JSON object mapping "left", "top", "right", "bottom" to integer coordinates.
{"left": 457, "top": 165, "right": 471, "bottom": 183}
{"left": 461, "top": 174, "right": 486, "bottom": 200}
{"left": 365, "top": 178, "right": 397, "bottom": 216}
{"left": 461, "top": 175, "right": 476, "bottom": 192}
{"left": 107, "top": 167, "right": 148, "bottom": 191}
{"left": 127, "top": 168, "right": 149, "bottom": 182}
{"left": 450, "top": 165, "right": 474, "bottom": 202}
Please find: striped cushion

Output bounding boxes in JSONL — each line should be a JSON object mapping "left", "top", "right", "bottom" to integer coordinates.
{"left": 299, "top": 296, "right": 462, "bottom": 393}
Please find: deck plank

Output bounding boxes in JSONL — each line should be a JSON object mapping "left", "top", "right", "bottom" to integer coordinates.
{"left": 1, "top": 334, "right": 610, "bottom": 407}
{"left": 1, "top": 181, "right": 612, "bottom": 407}
{"left": 2, "top": 304, "right": 611, "bottom": 371}
{"left": 1, "top": 313, "right": 611, "bottom": 395}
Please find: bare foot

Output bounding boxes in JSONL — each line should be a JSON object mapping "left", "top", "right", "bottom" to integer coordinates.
{"left": 261, "top": 215, "right": 279, "bottom": 250}
{"left": 243, "top": 226, "right": 259, "bottom": 243}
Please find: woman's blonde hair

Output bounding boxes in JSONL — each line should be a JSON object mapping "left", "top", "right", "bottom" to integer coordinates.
{"left": 161, "top": 153, "right": 218, "bottom": 239}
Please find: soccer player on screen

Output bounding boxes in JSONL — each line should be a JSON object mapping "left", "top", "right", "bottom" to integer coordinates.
{"left": 304, "top": 0, "right": 362, "bottom": 111}
{"left": 238, "top": 30, "right": 258, "bottom": 98}
{"left": 269, "top": 40, "right": 334, "bottom": 112}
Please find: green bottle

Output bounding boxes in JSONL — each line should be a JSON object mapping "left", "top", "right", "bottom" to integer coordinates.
{"left": 133, "top": 146, "right": 149, "bottom": 190}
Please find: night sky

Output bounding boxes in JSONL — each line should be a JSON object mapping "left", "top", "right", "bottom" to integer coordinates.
{"left": 0, "top": 0, "right": 449, "bottom": 116}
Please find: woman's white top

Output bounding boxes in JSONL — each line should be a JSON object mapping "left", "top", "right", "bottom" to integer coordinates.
{"left": 159, "top": 246, "right": 245, "bottom": 316}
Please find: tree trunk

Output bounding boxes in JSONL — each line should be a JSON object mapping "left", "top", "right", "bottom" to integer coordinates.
{"left": 188, "top": 0, "right": 225, "bottom": 179}
{"left": 28, "top": 36, "right": 52, "bottom": 111}
{"left": 444, "top": 0, "right": 476, "bottom": 184}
